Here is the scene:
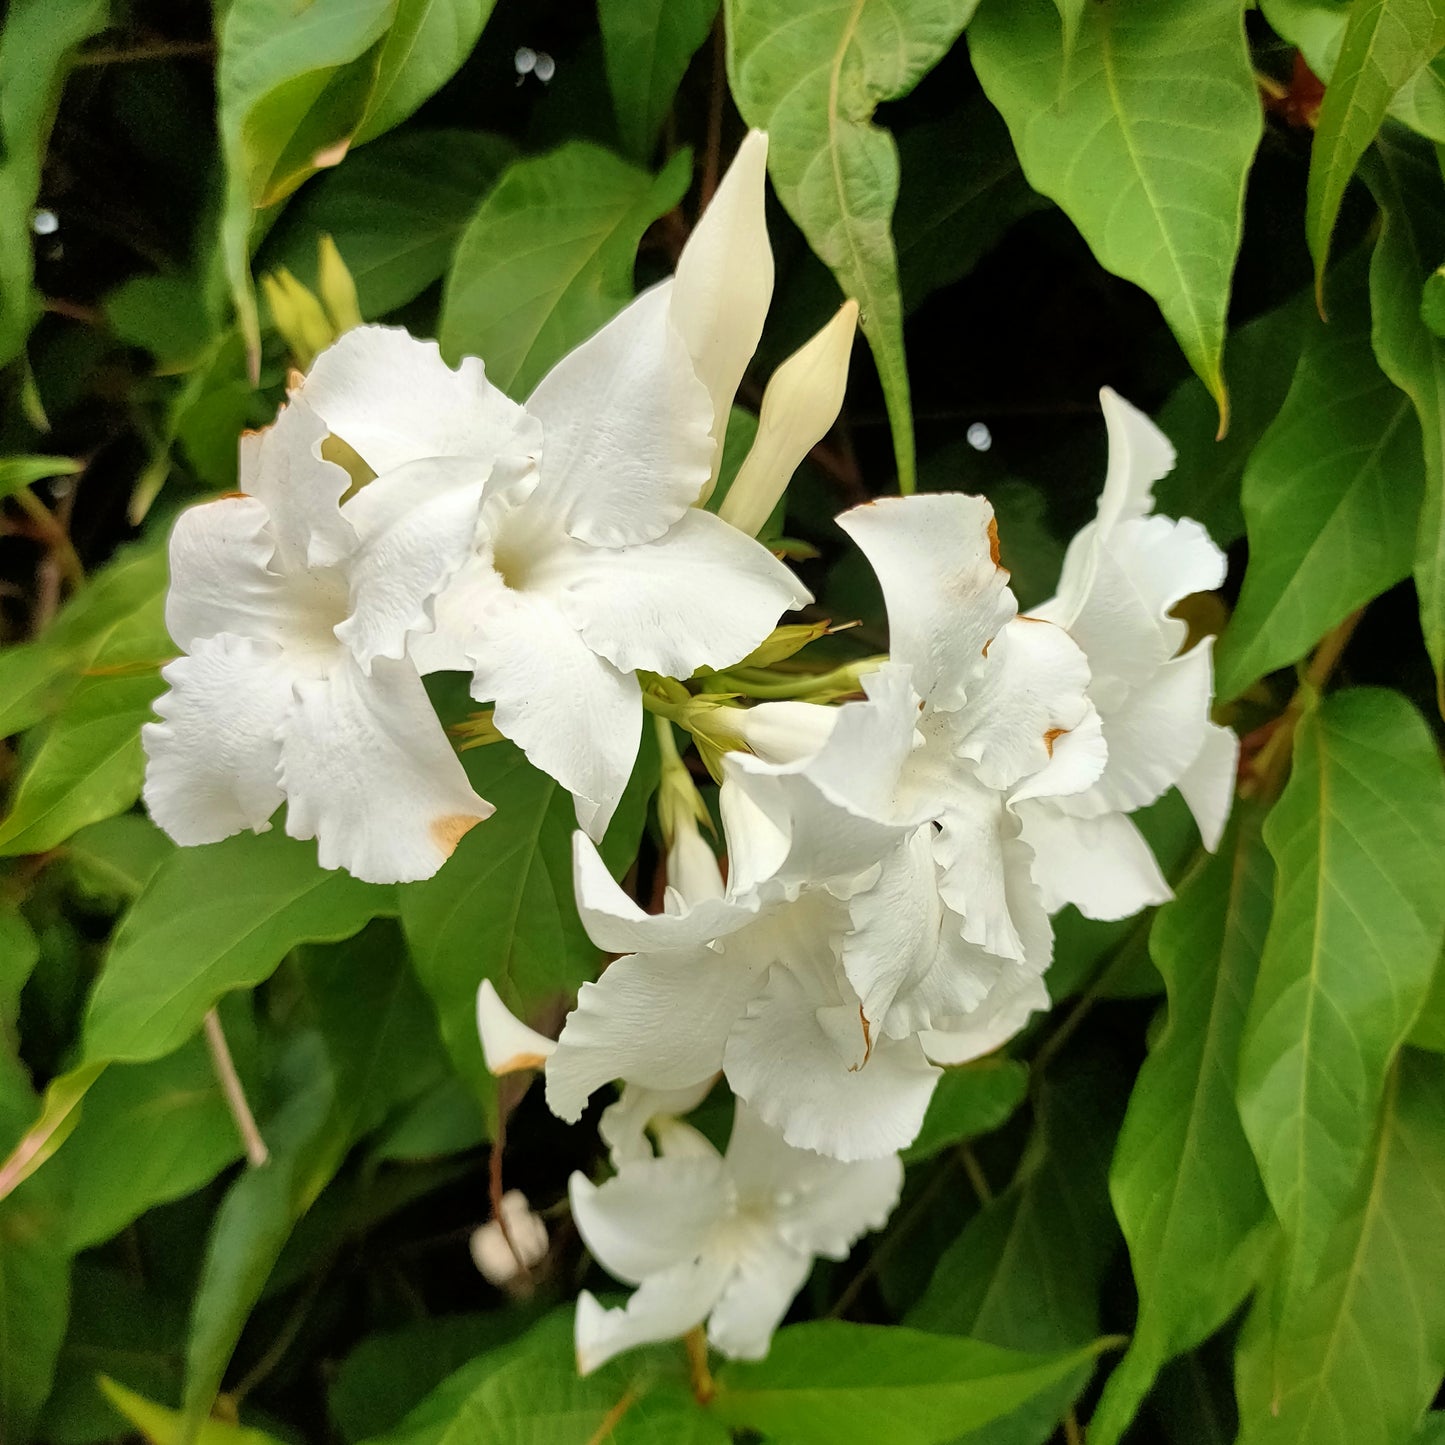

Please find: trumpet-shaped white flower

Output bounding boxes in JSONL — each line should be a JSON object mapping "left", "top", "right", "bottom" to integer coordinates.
{"left": 833, "top": 494, "right": 1107, "bottom": 973}
{"left": 1019, "top": 389, "right": 1238, "bottom": 920}
{"left": 295, "top": 134, "right": 806, "bottom": 840}
{"left": 570, "top": 1102, "right": 901, "bottom": 1372}
{"left": 142, "top": 400, "right": 493, "bottom": 884}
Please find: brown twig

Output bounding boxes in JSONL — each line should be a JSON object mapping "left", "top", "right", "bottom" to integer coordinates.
{"left": 203, "top": 1008, "right": 269, "bottom": 1167}
{"left": 73, "top": 38, "right": 214, "bottom": 66}
{"left": 487, "top": 1080, "right": 534, "bottom": 1287}
{"left": 699, "top": 20, "right": 727, "bottom": 210}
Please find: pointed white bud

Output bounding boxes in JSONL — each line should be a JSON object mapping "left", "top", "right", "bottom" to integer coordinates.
{"left": 671, "top": 130, "right": 774, "bottom": 496}
{"left": 719, "top": 300, "right": 857, "bottom": 538}
{"left": 476, "top": 979, "right": 556, "bottom": 1075}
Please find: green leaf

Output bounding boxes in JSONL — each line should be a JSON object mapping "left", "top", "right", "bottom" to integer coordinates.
{"left": 902, "top": 1058, "right": 1028, "bottom": 1164}
{"left": 970, "top": 0, "right": 1261, "bottom": 427}
{"left": 0, "top": 536, "right": 169, "bottom": 740}
{"left": 725, "top": 0, "right": 975, "bottom": 492}
{"left": 1361, "top": 126, "right": 1445, "bottom": 714}
{"left": 599, "top": 0, "right": 719, "bottom": 161}
{"left": 62, "top": 814, "right": 176, "bottom": 905}
{"left": 104, "top": 1374, "right": 286, "bottom": 1445}
{"left": 0, "top": 1047, "right": 72, "bottom": 1445}
{"left": 1306, "top": 0, "right": 1445, "bottom": 301}
{"left": 1409, "top": 947, "right": 1445, "bottom": 1050}
{"left": 399, "top": 741, "right": 597, "bottom": 1123}
{"left": 1154, "top": 292, "right": 1312, "bottom": 548}
{"left": 438, "top": 143, "right": 690, "bottom": 397}
{"left": 216, "top": 0, "right": 395, "bottom": 368}
{"left": 0, "top": 455, "right": 83, "bottom": 502}
{"left": 329, "top": 1313, "right": 541, "bottom": 1442}
{"left": 61, "top": 1022, "right": 256, "bottom": 1251}
{"left": 0, "top": 670, "right": 166, "bottom": 856}
{"left": 0, "top": 0, "right": 108, "bottom": 367}
{"left": 181, "top": 1033, "right": 348, "bottom": 1435}
{"left": 1238, "top": 689, "right": 1445, "bottom": 1309}
{"left": 894, "top": 95, "right": 1050, "bottom": 314}
{"left": 1215, "top": 250, "right": 1423, "bottom": 699}
{"left": 42, "top": 1264, "right": 185, "bottom": 1445}
{"left": 1087, "top": 809, "right": 1275, "bottom": 1445}
{"left": 354, "top": 0, "right": 497, "bottom": 146}
{"left": 0, "top": 907, "right": 38, "bottom": 1040}
{"left": 1235, "top": 1050, "right": 1445, "bottom": 1445}
{"left": 263, "top": 129, "right": 516, "bottom": 319}
{"left": 711, "top": 1322, "right": 1111, "bottom": 1445}
{"left": 83, "top": 830, "right": 393, "bottom": 1068}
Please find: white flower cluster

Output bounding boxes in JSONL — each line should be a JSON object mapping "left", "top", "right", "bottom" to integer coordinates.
{"left": 142, "top": 133, "right": 1236, "bottom": 1375}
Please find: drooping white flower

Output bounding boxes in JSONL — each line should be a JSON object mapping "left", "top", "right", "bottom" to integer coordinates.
{"left": 294, "top": 133, "right": 807, "bottom": 841}
{"left": 570, "top": 1101, "right": 901, "bottom": 1372}
{"left": 545, "top": 700, "right": 955, "bottom": 1162}
{"left": 1019, "top": 389, "right": 1238, "bottom": 920}
{"left": 143, "top": 399, "right": 493, "bottom": 884}
{"left": 470, "top": 1189, "right": 549, "bottom": 1287}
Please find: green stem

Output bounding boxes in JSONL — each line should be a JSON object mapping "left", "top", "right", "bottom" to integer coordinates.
{"left": 711, "top": 655, "right": 887, "bottom": 699}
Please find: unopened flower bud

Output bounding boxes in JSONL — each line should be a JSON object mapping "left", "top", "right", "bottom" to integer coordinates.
{"left": 470, "top": 1190, "right": 548, "bottom": 1287}
{"left": 719, "top": 299, "right": 857, "bottom": 538}
{"left": 317, "top": 234, "right": 363, "bottom": 335}
{"left": 260, "top": 268, "right": 333, "bottom": 371}
{"left": 672, "top": 130, "right": 774, "bottom": 496}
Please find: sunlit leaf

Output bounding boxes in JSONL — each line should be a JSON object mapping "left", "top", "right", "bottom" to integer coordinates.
{"left": 1088, "top": 810, "right": 1274, "bottom": 1445}
{"left": 1238, "top": 688, "right": 1445, "bottom": 1311}
{"left": 970, "top": 0, "right": 1261, "bottom": 427}
{"left": 725, "top": 0, "right": 977, "bottom": 492}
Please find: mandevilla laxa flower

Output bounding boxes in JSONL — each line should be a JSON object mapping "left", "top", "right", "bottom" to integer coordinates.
{"left": 569, "top": 1101, "right": 900, "bottom": 1372}
{"left": 142, "top": 132, "right": 823, "bottom": 872}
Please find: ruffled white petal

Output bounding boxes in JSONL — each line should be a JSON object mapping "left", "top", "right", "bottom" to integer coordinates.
{"left": 278, "top": 655, "right": 491, "bottom": 884}
{"left": 1016, "top": 803, "right": 1171, "bottom": 920}
{"left": 238, "top": 399, "right": 354, "bottom": 572}
{"left": 467, "top": 589, "right": 641, "bottom": 841}
{"left": 706, "top": 1235, "right": 811, "bottom": 1360}
{"left": 572, "top": 830, "right": 757, "bottom": 955}
{"left": 921, "top": 968, "right": 1049, "bottom": 1066}
{"left": 599, "top": 1079, "right": 718, "bottom": 1165}
{"left": 543, "top": 507, "right": 810, "bottom": 677}
{"left": 671, "top": 130, "right": 773, "bottom": 490}
{"left": 838, "top": 494, "right": 1013, "bottom": 711}
{"left": 298, "top": 325, "right": 539, "bottom": 476}
{"left": 569, "top": 1157, "right": 729, "bottom": 1284}
{"left": 526, "top": 283, "right": 713, "bottom": 548}
{"left": 476, "top": 979, "right": 557, "bottom": 1075}
{"left": 164, "top": 495, "right": 288, "bottom": 653}
{"left": 950, "top": 617, "right": 1098, "bottom": 794}
{"left": 1176, "top": 720, "right": 1239, "bottom": 851}
{"left": 1096, "top": 387, "right": 1178, "bottom": 538}
{"left": 574, "top": 1263, "right": 729, "bottom": 1376}
{"left": 336, "top": 457, "right": 490, "bottom": 671}
{"left": 142, "top": 634, "right": 292, "bottom": 845}
{"left": 546, "top": 944, "right": 766, "bottom": 1123}
{"left": 724, "top": 955, "right": 940, "bottom": 1161}
{"left": 932, "top": 773, "right": 1050, "bottom": 968}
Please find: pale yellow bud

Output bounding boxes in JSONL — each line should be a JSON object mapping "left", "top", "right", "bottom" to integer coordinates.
{"left": 260, "top": 268, "right": 333, "bottom": 371}
{"left": 469, "top": 1190, "right": 548, "bottom": 1287}
{"left": 317, "top": 234, "right": 363, "bottom": 335}
{"left": 718, "top": 299, "right": 857, "bottom": 538}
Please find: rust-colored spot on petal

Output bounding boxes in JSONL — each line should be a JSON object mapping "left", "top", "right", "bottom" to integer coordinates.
{"left": 286, "top": 367, "right": 306, "bottom": 396}
{"left": 847, "top": 1006, "right": 874, "bottom": 1073}
{"left": 987, "top": 515, "right": 1001, "bottom": 567}
{"left": 432, "top": 813, "right": 485, "bottom": 857}
{"left": 495, "top": 1051, "right": 550, "bottom": 1076}
{"left": 1043, "top": 726, "right": 1067, "bottom": 757}
{"left": 981, "top": 637, "right": 992, "bottom": 659}
{"left": 217, "top": 490, "right": 249, "bottom": 501}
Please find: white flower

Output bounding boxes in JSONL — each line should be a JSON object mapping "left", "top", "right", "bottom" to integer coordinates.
{"left": 470, "top": 1189, "right": 549, "bottom": 1287}
{"left": 546, "top": 697, "right": 952, "bottom": 1162}
{"left": 294, "top": 134, "right": 807, "bottom": 840}
{"left": 142, "top": 400, "right": 493, "bottom": 884}
{"left": 1019, "top": 389, "right": 1239, "bottom": 921}
{"left": 570, "top": 1101, "right": 901, "bottom": 1372}
{"left": 833, "top": 494, "right": 1108, "bottom": 972}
